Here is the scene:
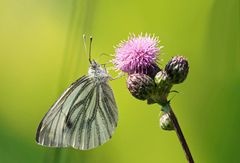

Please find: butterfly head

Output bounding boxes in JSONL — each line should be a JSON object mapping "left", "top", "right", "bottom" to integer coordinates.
{"left": 88, "top": 59, "right": 109, "bottom": 80}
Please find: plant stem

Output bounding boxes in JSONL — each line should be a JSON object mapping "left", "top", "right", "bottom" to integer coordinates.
{"left": 163, "top": 103, "right": 194, "bottom": 163}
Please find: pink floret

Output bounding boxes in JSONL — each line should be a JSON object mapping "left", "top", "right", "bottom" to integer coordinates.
{"left": 113, "top": 34, "right": 160, "bottom": 74}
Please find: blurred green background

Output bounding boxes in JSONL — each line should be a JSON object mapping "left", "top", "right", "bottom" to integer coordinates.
{"left": 0, "top": 0, "right": 239, "bottom": 162}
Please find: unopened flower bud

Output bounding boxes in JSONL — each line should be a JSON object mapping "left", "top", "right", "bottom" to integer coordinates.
{"left": 143, "top": 63, "right": 161, "bottom": 79}
{"left": 160, "top": 113, "right": 174, "bottom": 131}
{"left": 165, "top": 56, "right": 189, "bottom": 84}
{"left": 127, "top": 73, "right": 155, "bottom": 100}
{"left": 154, "top": 70, "right": 169, "bottom": 88}
{"left": 153, "top": 70, "right": 172, "bottom": 105}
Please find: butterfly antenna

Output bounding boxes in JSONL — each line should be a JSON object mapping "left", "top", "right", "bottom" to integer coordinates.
{"left": 89, "top": 36, "right": 93, "bottom": 63}
{"left": 83, "top": 34, "right": 90, "bottom": 62}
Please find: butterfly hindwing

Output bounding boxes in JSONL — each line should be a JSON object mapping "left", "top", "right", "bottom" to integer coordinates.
{"left": 36, "top": 75, "right": 118, "bottom": 150}
{"left": 36, "top": 76, "right": 92, "bottom": 147}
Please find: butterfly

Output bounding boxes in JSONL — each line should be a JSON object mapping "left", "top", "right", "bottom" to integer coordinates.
{"left": 36, "top": 36, "right": 118, "bottom": 150}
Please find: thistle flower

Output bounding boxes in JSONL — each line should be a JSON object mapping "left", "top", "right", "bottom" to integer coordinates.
{"left": 113, "top": 33, "right": 161, "bottom": 77}
{"left": 165, "top": 56, "right": 189, "bottom": 84}
{"left": 127, "top": 73, "right": 155, "bottom": 100}
{"left": 113, "top": 34, "right": 194, "bottom": 162}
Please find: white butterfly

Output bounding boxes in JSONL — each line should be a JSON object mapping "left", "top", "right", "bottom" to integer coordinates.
{"left": 36, "top": 36, "right": 118, "bottom": 150}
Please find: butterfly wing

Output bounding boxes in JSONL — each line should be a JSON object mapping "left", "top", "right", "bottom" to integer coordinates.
{"left": 36, "top": 75, "right": 118, "bottom": 150}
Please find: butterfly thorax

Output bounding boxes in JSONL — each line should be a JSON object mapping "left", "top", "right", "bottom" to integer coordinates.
{"left": 88, "top": 60, "right": 109, "bottom": 82}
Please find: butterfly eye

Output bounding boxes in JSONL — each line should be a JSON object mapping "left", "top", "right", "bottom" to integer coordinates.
{"left": 91, "top": 60, "right": 100, "bottom": 69}
{"left": 91, "top": 64, "right": 96, "bottom": 69}
{"left": 92, "top": 63, "right": 97, "bottom": 69}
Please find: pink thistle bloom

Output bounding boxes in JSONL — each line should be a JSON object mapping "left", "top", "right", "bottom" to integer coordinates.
{"left": 113, "top": 33, "right": 161, "bottom": 75}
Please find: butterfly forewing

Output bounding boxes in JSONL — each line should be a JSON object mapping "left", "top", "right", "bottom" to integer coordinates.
{"left": 36, "top": 74, "right": 118, "bottom": 150}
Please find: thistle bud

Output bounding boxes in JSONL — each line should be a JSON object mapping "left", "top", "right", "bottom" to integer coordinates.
{"left": 127, "top": 73, "right": 155, "bottom": 100}
{"left": 143, "top": 63, "right": 161, "bottom": 79}
{"left": 165, "top": 56, "right": 189, "bottom": 84}
{"left": 154, "top": 70, "right": 169, "bottom": 88}
{"left": 153, "top": 70, "right": 172, "bottom": 105}
{"left": 160, "top": 113, "right": 174, "bottom": 131}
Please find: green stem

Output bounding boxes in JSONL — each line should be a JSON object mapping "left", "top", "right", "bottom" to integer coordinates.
{"left": 162, "top": 103, "right": 194, "bottom": 163}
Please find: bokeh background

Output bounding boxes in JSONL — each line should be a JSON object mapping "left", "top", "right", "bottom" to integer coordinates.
{"left": 0, "top": 0, "right": 239, "bottom": 162}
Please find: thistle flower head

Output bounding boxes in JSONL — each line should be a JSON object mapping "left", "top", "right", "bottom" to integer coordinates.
{"left": 155, "top": 70, "right": 169, "bottom": 88}
{"left": 127, "top": 73, "right": 155, "bottom": 100}
{"left": 113, "top": 33, "right": 161, "bottom": 75}
{"left": 165, "top": 56, "right": 189, "bottom": 84}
